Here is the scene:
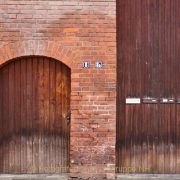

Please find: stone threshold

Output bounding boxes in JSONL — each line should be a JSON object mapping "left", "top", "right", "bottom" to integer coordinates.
{"left": 0, "top": 174, "right": 69, "bottom": 180}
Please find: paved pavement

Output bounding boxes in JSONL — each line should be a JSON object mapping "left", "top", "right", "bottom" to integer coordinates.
{"left": 0, "top": 174, "right": 69, "bottom": 180}
{"left": 116, "top": 174, "right": 180, "bottom": 180}
{"left": 1, "top": 174, "right": 180, "bottom": 180}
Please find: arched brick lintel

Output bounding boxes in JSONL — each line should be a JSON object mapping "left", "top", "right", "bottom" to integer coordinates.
{"left": 0, "top": 40, "right": 81, "bottom": 69}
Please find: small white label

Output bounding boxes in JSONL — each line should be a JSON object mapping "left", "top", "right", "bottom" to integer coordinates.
{"left": 126, "top": 98, "right": 141, "bottom": 104}
{"left": 163, "top": 99, "right": 168, "bottom": 102}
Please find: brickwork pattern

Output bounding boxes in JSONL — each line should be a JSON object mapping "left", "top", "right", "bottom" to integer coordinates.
{"left": 0, "top": 0, "right": 116, "bottom": 179}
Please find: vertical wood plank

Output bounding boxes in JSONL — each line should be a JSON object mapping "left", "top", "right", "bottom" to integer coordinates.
{"left": 14, "top": 60, "right": 21, "bottom": 173}
{"left": 130, "top": 0, "right": 136, "bottom": 171}
{"left": 152, "top": 0, "right": 159, "bottom": 174}
{"left": 146, "top": 0, "right": 153, "bottom": 173}
{"left": 3, "top": 64, "right": 9, "bottom": 173}
{"left": 38, "top": 58, "right": 44, "bottom": 172}
{"left": 20, "top": 59, "right": 27, "bottom": 173}
{"left": 27, "top": 58, "right": 33, "bottom": 173}
{"left": 55, "top": 60, "right": 62, "bottom": 170}
{"left": 141, "top": 0, "right": 148, "bottom": 171}
{"left": 116, "top": 0, "right": 125, "bottom": 170}
{"left": 49, "top": 59, "right": 56, "bottom": 170}
{"left": 176, "top": 0, "right": 180, "bottom": 174}
{"left": 0, "top": 68, "right": 3, "bottom": 173}
{"left": 62, "top": 65, "right": 68, "bottom": 170}
{"left": 8, "top": 61, "right": 15, "bottom": 173}
{"left": 164, "top": 0, "right": 171, "bottom": 174}
{"left": 124, "top": 0, "right": 131, "bottom": 169}
{"left": 67, "top": 67, "right": 71, "bottom": 171}
{"left": 170, "top": 0, "right": 176, "bottom": 174}
{"left": 135, "top": 0, "right": 142, "bottom": 172}
{"left": 44, "top": 58, "right": 50, "bottom": 169}
{"left": 32, "top": 58, "right": 39, "bottom": 173}
{"left": 158, "top": 0, "right": 165, "bottom": 174}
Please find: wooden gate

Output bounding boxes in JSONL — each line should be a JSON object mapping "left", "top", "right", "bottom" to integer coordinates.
{"left": 117, "top": 0, "right": 180, "bottom": 174}
{"left": 0, "top": 57, "right": 71, "bottom": 174}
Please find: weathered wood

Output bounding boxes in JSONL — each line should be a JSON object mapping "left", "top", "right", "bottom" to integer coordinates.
{"left": 49, "top": 59, "right": 56, "bottom": 171}
{"left": 27, "top": 58, "right": 33, "bottom": 173}
{"left": 0, "top": 68, "right": 3, "bottom": 173}
{"left": 38, "top": 58, "right": 44, "bottom": 173}
{"left": 117, "top": 0, "right": 180, "bottom": 174}
{"left": 3, "top": 65, "right": 9, "bottom": 173}
{"left": 14, "top": 60, "right": 21, "bottom": 173}
{"left": 55, "top": 61, "right": 62, "bottom": 170}
{"left": 20, "top": 59, "right": 27, "bottom": 173}
{"left": 62, "top": 65, "right": 67, "bottom": 172}
{"left": 8, "top": 62, "right": 15, "bottom": 173}
{"left": 0, "top": 57, "right": 70, "bottom": 173}
{"left": 44, "top": 58, "right": 50, "bottom": 170}
{"left": 32, "top": 57, "right": 39, "bottom": 173}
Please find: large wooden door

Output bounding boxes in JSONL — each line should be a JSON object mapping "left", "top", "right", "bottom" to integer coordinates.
{"left": 117, "top": 0, "right": 180, "bottom": 174}
{"left": 0, "top": 57, "right": 71, "bottom": 174}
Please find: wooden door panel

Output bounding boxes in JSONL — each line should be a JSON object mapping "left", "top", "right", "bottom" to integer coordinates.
{"left": 0, "top": 57, "right": 70, "bottom": 174}
{"left": 117, "top": 0, "right": 180, "bottom": 174}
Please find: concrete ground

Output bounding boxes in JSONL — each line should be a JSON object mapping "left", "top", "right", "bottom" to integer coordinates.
{"left": 116, "top": 174, "right": 180, "bottom": 180}
{"left": 1, "top": 174, "right": 180, "bottom": 180}
{"left": 0, "top": 174, "right": 69, "bottom": 180}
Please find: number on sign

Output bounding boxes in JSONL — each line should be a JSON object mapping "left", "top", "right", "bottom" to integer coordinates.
{"left": 95, "top": 62, "right": 102, "bottom": 68}
{"left": 83, "top": 62, "right": 89, "bottom": 68}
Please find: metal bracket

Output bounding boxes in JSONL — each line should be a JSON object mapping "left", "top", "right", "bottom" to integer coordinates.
{"left": 143, "top": 99, "right": 158, "bottom": 104}
{"left": 67, "top": 112, "right": 70, "bottom": 125}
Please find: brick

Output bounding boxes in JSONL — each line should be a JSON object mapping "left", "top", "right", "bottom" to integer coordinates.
{"left": 6, "top": 1, "right": 19, "bottom": 4}
{"left": 5, "top": 45, "right": 12, "bottom": 59}
{"left": 0, "top": 53, "right": 4, "bottom": 64}
{"left": 51, "top": 43, "right": 58, "bottom": 56}
{"left": 66, "top": 49, "right": 72, "bottom": 57}
{"left": 57, "top": 47, "right": 67, "bottom": 60}
{"left": 48, "top": 1, "right": 63, "bottom": 5}
{"left": 64, "top": 37, "right": 79, "bottom": 41}
{"left": 66, "top": 53, "right": 76, "bottom": 65}
{"left": 49, "top": 37, "right": 63, "bottom": 41}
{"left": 9, "top": 14, "right": 16, "bottom": 19}
{"left": 64, "top": 28, "right": 79, "bottom": 33}
{"left": 0, "top": 47, "right": 5, "bottom": 54}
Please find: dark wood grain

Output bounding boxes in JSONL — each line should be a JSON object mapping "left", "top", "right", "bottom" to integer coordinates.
{"left": 55, "top": 60, "right": 62, "bottom": 170}
{"left": 176, "top": 0, "right": 180, "bottom": 173}
{"left": 14, "top": 60, "right": 21, "bottom": 173}
{"left": 117, "top": 0, "right": 180, "bottom": 174}
{"left": 0, "top": 68, "right": 3, "bottom": 173}
{"left": 0, "top": 57, "right": 70, "bottom": 173}
{"left": 3, "top": 65, "right": 9, "bottom": 173}
{"left": 9, "top": 62, "right": 15, "bottom": 173}
{"left": 21, "top": 59, "right": 27, "bottom": 173}
{"left": 27, "top": 58, "right": 33, "bottom": 173}
{"left": 44, "top": 58, "right": 50, "bottom": 170}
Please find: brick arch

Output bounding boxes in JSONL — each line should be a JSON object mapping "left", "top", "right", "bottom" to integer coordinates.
{"left": 0, "top": 40, "right": 81, "bottom": 69}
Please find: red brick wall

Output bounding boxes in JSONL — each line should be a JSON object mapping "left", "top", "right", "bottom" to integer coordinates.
{"left": 0, "top": 0, "right": 116, "bottom": 179}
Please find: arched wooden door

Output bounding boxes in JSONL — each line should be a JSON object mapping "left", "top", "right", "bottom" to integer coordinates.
{"left": 0, "top": 57, "right": 71, "bottom": 174}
